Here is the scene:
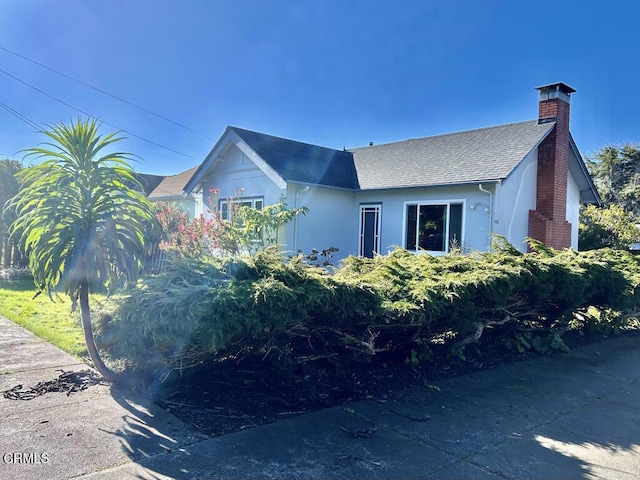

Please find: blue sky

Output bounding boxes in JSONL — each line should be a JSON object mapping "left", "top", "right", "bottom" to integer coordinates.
{"left": 0, "top": 0, "right": 638, "bottom": 175}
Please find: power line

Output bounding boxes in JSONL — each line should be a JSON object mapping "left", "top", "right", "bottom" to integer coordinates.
{"left": 0, "top": 68, "right": 198, "bottom": 160}
{"left": 0, "top": 100, "right": 41, "bottom": 130}
{"left": 0, "top": 45, "right": 214, "bottom": 140}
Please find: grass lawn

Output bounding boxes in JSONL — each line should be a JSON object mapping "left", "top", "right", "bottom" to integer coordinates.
{"left": 0, "top": 278, "right": 87, "bottom": 359}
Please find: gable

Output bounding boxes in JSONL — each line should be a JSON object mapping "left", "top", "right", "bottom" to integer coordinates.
{"left": 231, "top": 127, "right": 358, "bottom": 189}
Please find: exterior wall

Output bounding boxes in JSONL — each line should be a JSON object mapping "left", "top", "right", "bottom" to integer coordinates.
{"left": 199, "top": 144, "right": 284, "bottom": 212}
{"left": 355, "top": 185, "right": 494, "bottom": 255}
{"left": 566, "top": 168, "right": 581, "bottom": 250}
{"left": 285, "top": 185, "right": 357, "bottom": 261}
{"left": 192, "top": 137, "right": 585, "bottom": 259}
{"left": 493, "top": 149, "right": 539, "bottom": 252}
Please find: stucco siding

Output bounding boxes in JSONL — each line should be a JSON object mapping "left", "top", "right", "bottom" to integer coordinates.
{"left": 566, "top": 168, "right": 581, "bottom": 250}
{"left": 199, "top": 144, "right": 284, "bottom": 211}
{"left": 356, "top": 186, "right": 493, "bottom": 255}
{"left": 494, "top": 148, "right": 538, "bottom": 252}
{"left": 286, "top": 185, "right": 357, "bottom": 261}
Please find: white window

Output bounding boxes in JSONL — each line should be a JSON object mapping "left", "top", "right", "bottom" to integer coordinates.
{"left": 404, "top": 201, "right": 464, "bottom": 253}
{"left": 220, "top": 197, "right": 264, "bottom": 220}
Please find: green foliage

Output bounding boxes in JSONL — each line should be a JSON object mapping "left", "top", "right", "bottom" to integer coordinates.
{"left": 237, "top": 196, "right": 309, "bottom": 253}
{"left": 6, "top": 117, "right": 159, "bottom": 382}
{"left": 97, "top": 243, "right": 640, "bottom": 376}
{"left": 587, "top": 144, "right": 640, "bottom": 217}
{"left": 96, "top": 249, "right": 381, "bottom": 369}
{"left": 156, "top": 193, "right": 308, "bottom": 258}
{"left": 580, "top": 143, "right": 640, "bottom": 251}
{"left": 579, "top": 204, "right": 640, "bottom": 250}
{"left": 0, "top": 159, "right": 22, "bottom": 238}
{"left": 8, "top": 118, "right": 158, "bottom": 299}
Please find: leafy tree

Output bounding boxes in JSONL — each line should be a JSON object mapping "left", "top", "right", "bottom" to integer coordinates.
{"left": 8, "top": 118, "right": 157, "bottom": 382}
{"left": 234, "top": 195, "right": 309, "bottom": 255}
{"left": 0, "top": 159, "right": 23, "bottom": 238}
{"left": 579, "top": 204, "right": 640, "bottom": 250}
{"left": 587, "top": 144, "right": 640, "bottom": 217}
{"left": 156, "top": 192, "right": 308, "bottom": 258}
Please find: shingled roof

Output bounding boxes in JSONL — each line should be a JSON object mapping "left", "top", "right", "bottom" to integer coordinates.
{"left": 143, "top": 166, "right": 199, "bottom": 199}
{"left": 186, "top": 120, "right": 575, "bottom": 195}
{"left": 231, "top": 127, "right": 358, "bottom": 189}
{"left": 228, "top": 121, "right": 556, "bottom": 190}
{"left": 350, "top": 120, "right": 555, "bottom": 190}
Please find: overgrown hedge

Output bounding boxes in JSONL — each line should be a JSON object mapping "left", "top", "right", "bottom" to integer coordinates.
{"left": 95, "top": 243, "right": 640, "bottom": 377}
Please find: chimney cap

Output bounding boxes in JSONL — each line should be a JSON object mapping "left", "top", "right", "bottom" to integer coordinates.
{"left": 535, "top": 82, "right": 576, "bottom": 95}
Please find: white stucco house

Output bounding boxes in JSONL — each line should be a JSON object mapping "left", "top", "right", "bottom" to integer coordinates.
{"left": 174, "top": 82, "right": 599, "bottom": 262}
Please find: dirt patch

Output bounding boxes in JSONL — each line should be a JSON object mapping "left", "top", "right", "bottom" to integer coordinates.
{"left": 150, "top": 329, "right": 640, "bottom": 438}
{"left": 150, "top": 343, "right": 521, "bottom": 436}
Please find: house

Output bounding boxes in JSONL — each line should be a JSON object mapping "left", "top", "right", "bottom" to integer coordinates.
{"left": 137, "top": 166, "right": 201, "bottom": 217}
{"left": 182, "top": 83, "right": 600, "bottom": 261}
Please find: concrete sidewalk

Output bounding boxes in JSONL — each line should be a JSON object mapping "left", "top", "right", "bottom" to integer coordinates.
{"left": 1, "top": 314, "right": 639, "bottom": 479}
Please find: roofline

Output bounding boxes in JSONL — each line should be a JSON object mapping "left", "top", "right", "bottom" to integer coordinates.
{"left": 184, "top": 126, "right": 233, "bottom": 195}
{"left": 357, "top": 180, "right": 501, "bottom": 192}
{"left": 183, "top": 126, "right": 287, "bottom": 195}
{"left": 287, "top": 180, "right": 357, "bottom": 192}
{"left": 149, "top": 194, "right": 197, "bottom": 201}
{"left": 500, "top": 121, "right": 556, "bottom": 185}
{"left": 569, "top": 136, "right": 602, "bottom": 206}
{"left": 348, "top": 120, "right": 541, "bottom": 152}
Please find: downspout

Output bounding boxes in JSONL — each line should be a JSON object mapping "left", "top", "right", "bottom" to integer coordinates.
{"left": 478, "top": 183, "right": 493, "bottom": 250}
{"left": 293, "top": 186, "right": 309, "bottom": 252}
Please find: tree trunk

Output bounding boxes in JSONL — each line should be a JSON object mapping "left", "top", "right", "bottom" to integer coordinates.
{"left": 78, "top": 281, "right": 120, "bottom": 383}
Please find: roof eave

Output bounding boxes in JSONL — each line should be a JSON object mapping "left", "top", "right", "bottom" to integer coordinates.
{"left": 183, "top": 126, "right": 234, "bottom": 195}
{"left": 358, "top": 179, "right": 502, "bottom": 192}
{"left": 183, "top": 127, "right": 288, "bottom": 195}
{"left": 287, "top": 180, "right": 358, "bottom": 192}
{"left": 569, "top": 136, "right": 602, "bottom": 206}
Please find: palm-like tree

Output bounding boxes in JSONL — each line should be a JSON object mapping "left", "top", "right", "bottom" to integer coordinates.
{"left": 8, "top": 118, "right": 157, "bottom": 383}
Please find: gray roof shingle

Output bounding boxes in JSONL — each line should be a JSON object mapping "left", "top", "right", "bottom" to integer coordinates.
{"left": 230, "top": 121, "right": 554, "bottom": 190}
{"left": 231, "top": 126, "right": 358, "bottom": 189}
{"left": 146, "top": 166, "right": 200, "bottom": 198}
{"left": 350, "top": 120, "right": 555, "bottom": 189}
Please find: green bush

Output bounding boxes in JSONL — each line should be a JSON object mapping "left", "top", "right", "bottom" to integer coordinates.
{"left": 95, "top": 250, "right": 381, "bottom": 371}
{"left": 96, "top": 245, "right": 640, "bottom": 377}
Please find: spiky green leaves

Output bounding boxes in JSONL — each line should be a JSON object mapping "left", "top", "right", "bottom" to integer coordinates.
{"left": 8, "top": 117, "right": 157, "bottom": 300}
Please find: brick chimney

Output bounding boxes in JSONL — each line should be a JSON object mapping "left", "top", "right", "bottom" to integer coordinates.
{"left": 528, "top": 82, "right": 576, "bottom": 250}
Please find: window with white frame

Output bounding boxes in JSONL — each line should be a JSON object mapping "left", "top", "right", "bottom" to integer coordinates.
{"left": 220, "top": 197, "right": 264, "bottom": 220}
{"left": 405, "top": 201, "right": 463, "bottom": 253}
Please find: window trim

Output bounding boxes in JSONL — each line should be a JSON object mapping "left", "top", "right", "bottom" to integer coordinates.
{"left": 402, "top": 199, "right": 466, "bottom": 254}
{"left": 219, "top": 196, "right": 264, "bottom": 220}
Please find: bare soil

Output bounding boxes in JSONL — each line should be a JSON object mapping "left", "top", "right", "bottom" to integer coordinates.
{"left": 151, "top": 330, "right": 624, "bottom": 438}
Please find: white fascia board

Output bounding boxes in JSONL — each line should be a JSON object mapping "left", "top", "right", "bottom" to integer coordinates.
{"left": 183, "top": 127, "right": 235, "bottom": 195}
{"left": 230, "top": 130, "right": 287, "bottom": 190}
{"left": 183, "top": 127, "right": 287, "bottom": 195}
{"left": 569, "top": 136, "right": 602, "bottom": 205}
